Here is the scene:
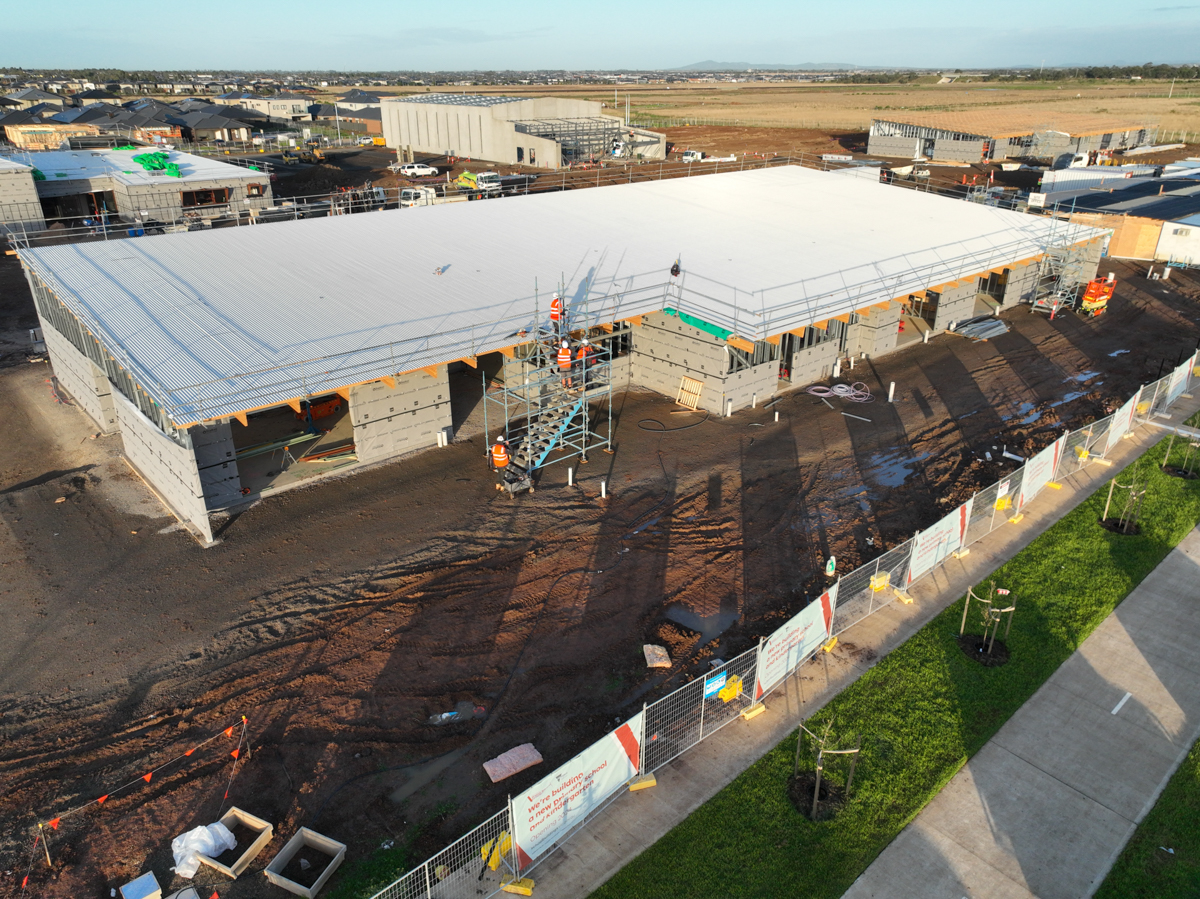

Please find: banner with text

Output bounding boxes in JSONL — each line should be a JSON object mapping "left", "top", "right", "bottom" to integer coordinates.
{"left": 907, "top": 497, "right": 973, "bottom": 585}
{"left": 1020, "top": 435, "right": 1067, "bottom": 507}
{"left": 1105, "top": 392, "right": 1140, "bottom": 456}
{"left": 1167, "top": 354, "right": 1196, "bottom": 406}
{"left": 754, "top": 584, "right": 837, "bottom": 699}
{"left": 513, "top": 711, "right": 643, "bottom": 869}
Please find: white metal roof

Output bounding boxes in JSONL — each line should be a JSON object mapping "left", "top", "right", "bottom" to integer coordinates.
{"left": 19, "top": 165, "right": 1105, "bottom": 426}
{"left": 0, "top": 156, "right": 32, "bottom": 173}
{"left": 19, "top": 148, "right": 260, "bottom": 186}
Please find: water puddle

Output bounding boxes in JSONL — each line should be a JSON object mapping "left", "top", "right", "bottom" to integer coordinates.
{"left": 1051, "top": 390, "right": 1087, "bottom": 408}
{"left": 865, "top": 449, "right": 930, "bottom": 487}
{"left": 664, "top": 604, "right": 739, "bottom": 645}
{"left": 1013, "top": 401, "right": 1042, "bottom": 425}
{"left": 1066, "top": 370, "right": 1101, "bottom": 383}
{"left": 1108, "top": 349, "right": 1130, "bottom": 357}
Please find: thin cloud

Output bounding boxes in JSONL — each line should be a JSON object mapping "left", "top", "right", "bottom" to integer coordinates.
{"left": 402, "top": 26, "right": 548, "bottom": 44}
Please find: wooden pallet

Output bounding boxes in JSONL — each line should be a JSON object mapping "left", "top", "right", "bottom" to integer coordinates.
{"left": 676, "top": 376, "right": 704, "bottom": 410}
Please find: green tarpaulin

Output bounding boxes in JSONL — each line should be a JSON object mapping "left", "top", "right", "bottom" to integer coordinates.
{"left": 663, "top": 307, "right": 732, "bottom": 341}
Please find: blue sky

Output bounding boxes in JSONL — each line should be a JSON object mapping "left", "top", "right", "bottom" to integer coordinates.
{"left": 3, "top": 0, "right": 1199, "bottom": 70}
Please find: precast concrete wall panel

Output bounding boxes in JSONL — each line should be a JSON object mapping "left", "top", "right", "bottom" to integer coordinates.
{"left": 114, "top": 392, "right": 211, "bottom": 543}
{"left": 190, "top": 421, "right": 242, "bottom": 508}
{"left": 41, "top": 317, "right": 118, "bottom": 433}
{"left": 350, "top": 369, "right": 452, "bottom": 465}
{"left": 0, "top": 168, "right": 46, "bottom": 231}
{"left": 868, "top": 135, "right": 920, "bottom": 158}
{"left": 847, "top": 304, "right": 901, "bottom": 358}
{"left": 791, "top": 341, "right": 839, "bottom": 386}
{"left": 1002, "top": 262, "right": 1040, "bottom": 307}
{"left": 932, "top": 139, "right": 985, "bottom": 163}
{"left": 721, "top": 362, "right": 778, "bottom": 410}
{"left": 933, "top": 282, "right": 977, "bottom": 330}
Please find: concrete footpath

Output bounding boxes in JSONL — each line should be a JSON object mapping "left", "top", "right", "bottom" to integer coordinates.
{"left": 843, "top": 525, "right": 1200, "bottom": 899}
{"left": 524, "top": 394, "right": 1200, "bottom": 898}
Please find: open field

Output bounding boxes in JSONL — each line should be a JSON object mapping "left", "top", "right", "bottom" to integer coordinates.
{"left": 594, "top": 436, "right": 1200, "bottom": 899}
{"left": 335, "top": 81, "right": 1200, "bottom": 135}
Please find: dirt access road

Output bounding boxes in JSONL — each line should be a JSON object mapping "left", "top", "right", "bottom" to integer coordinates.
{"left": 1, "top": 251, "right": 1199, "bottom": 898}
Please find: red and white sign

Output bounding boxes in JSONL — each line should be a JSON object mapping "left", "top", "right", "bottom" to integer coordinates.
{"left": 1020, "top": 435, "right": 1067, "bottom": 507}
{"left": 1105, "top": 392, "right": 1140, "bottom": 455}
{"left": 754, "top": 585, "right": 837, "bottom": 699}
{"left": 513, "top": 712, "right": 643, "bottom": 868}
{"left": 907, "top": 498, "right": 973, "bottom": 585}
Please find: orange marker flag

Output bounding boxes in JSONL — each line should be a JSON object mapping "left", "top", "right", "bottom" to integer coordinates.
{"left": 185, "top": 748, "right": 195, "bottom": 756}
{"left": 210, "top": 892, "right": 219, "bottom": 899}
{"left": 230, "top": 748, "right": 240, "bottom": 760}
{"left": 142, "top": 772, "right": 152, "bottom": 783}
{"left": 21, "top": 876, "right": 28, "bottom": 889}
{"left": 97, "top": 794, "right": 108, "bottom": 804}
{"left": 48, "top": 818, "right": 60, "bottom": 830}
{"left": 224, "top": 727, "right": 234, "bottom": 738}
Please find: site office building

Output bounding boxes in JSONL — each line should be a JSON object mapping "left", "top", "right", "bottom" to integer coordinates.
{"left": 15, "top": 166, "right": 1106, "bottom": 544}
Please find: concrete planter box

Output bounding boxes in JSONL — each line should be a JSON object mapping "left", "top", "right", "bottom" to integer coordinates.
{"left": 263, "top": 827, "right": 346, "bottom": 898}
{"left": 199, "top": 807, "right": 274, "bottom": 878}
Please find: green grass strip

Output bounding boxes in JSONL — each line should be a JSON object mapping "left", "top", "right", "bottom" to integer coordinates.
{"left": 1096, "top": 738, "right": 1200, "bottom": 898}
{"left": 592, "top": 438, "right": 1200, "bottom": 899}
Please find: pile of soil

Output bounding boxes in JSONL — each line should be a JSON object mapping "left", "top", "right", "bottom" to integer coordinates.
{"left": 788, "top": 772, "right": 845, "bottom": 821}
{"left": 1099, "top": 517, "right": 1143, "bottom": 536}
{"left": 956, "top": 634, "right": 1011, "bottom": 667}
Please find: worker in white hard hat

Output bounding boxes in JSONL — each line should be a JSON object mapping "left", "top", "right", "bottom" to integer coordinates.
{"left": 490, "top": 435, "right": 510, "bottom": 490}
{"left": 576, "top": 337, "right": 597, "bottom": 390}
{"left": 557, "top": 338, "right": 574, "bottom": 389}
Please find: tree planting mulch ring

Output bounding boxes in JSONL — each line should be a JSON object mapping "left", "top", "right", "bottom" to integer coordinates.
{"left": 788, "top": 773, "right": 845, "bottom": 821}
{"left": 1162, "top": 465, "right": 1199, "bottom": 481}
{"left": 1099, "top": 517, "right": 1142, "bottom": 536}
{"left": 956, "top": 634, "right": 1010, "bottom": 667}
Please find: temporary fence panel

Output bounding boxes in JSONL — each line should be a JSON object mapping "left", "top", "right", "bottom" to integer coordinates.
{"left": 831, "top": 539, "right": 914, "bottom": 637}
{"left": 1105, "top": 392, "right": 1141, "bottom": 455}
{"left": 368, "top": 807, "right": 512, "bottom": 899}
{"left": 1167, "top": 355, "right": 1196, "bottom": 406}
{"left": 699, "top": 646, "right": 761, "bottom": 738}
{"left": 963, "top": 481, "right": 1001, "bottom": 546}
{"left": 1143, "top": 376, "right": 1173, "bottom": 420}
{"left": 906, "top": 498, "right": 973, "bottom": 585}
{"left": 1019, "top": 436, "right": 1066, "bottom": 507}
{"left": 513, "top": 712, "right": 643, "bottom": 870}
{"left": 753, "top": 585, "right": 838, "bottom": 699}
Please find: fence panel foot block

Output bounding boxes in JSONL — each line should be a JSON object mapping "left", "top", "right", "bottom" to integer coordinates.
{"left": 501, "top": 876, "right": 536, "bottom": 895}
{"left": 628, "top": 773, "right": 657, "bottom": 791}
{"left": 741, "top": 704, "right": 767, "bottom": 721}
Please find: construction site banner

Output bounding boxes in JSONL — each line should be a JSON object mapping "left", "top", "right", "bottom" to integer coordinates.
{"left": 1168, "top": 354, "right": 1196, "bottom": 405}
{"left": 1021, "top": 435, "right": 1067, "bottom": 506}
{"left": 513, "top": 711, "right": 643, "bottom": 869}
{"left": 907, "top": 498, "right": 973, "bottom": 585}
{"left": 754, "top": 585, "right": 837, "bottom": 699}
{"left": 1105, "top": 393, "right": 1141, "bottom": 456}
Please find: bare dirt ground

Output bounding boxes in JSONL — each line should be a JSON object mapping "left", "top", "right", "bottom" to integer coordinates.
{"left": 2, "top": 241, "right": 1200, "bottom": 897}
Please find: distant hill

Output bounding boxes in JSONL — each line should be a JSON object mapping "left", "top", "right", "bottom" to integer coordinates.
{"left": 671, "top": 61, "right": 861, "bottom": 72}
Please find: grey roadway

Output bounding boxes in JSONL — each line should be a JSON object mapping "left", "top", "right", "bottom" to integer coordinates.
{"left": 842, "top": 528, "right": 1200, "bottom": 899}
{"left": 519, "top": 398, "right": 1200, "bottom": 896}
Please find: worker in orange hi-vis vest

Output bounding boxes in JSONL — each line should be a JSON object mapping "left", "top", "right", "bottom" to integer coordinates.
{"left": 550, "top": 293, "right": 563, "bottom": 335}
{"left": 576, "top": 338, "right": 596, "bottom": 389}
{"left": 490, "top": 435, "right": 510, "bottom": 490}
{"left": 557, "top": 339, "right": 574, "bottom": 389}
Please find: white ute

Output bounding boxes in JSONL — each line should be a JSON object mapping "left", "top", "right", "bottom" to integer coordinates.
{"left": 392, "top": 163, "right": 439, "bottom": 177}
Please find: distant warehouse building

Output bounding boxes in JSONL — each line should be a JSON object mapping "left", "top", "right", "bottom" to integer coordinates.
{"left": 0, "top": 147, "right": 273, "bottom": 235}
{"left": 868, "top": 110, "right": 1155, "bottom": 166}
{"left": 15, "top": 166, "right": 1105, "bottom": 543}
{"left": 381, "top": 93, "right": 666, "bottom": 168}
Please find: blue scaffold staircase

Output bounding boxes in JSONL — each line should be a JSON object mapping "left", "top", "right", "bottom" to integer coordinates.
{"left": 512, "top": 388, "right": 589, "bottom": 473}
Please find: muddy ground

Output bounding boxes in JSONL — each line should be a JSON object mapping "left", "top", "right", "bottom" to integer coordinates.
{"left": 1, "top": 239, "right": 1199, "bottom": 899}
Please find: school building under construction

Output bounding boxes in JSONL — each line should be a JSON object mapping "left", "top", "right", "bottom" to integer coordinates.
{"left": 14, "top": 164, "right": 1107, "bottom": 542}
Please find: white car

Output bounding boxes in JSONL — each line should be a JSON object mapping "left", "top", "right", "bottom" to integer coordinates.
{"left": 398, "top": 163, "right": 439, "bottom": 178}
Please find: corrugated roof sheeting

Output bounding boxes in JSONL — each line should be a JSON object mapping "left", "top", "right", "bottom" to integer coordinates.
{"left": 19, "top": 166, "right": 1105, "bottom": 425}
{"left": 874, "top": 109, "right": 1150, "bottom": 140}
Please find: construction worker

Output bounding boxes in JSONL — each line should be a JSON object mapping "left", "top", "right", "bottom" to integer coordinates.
{"left": 490, "top": 435, "right": 510, "bottom": 489}
{"left": 557, "top": 339, "right": 574, "bottom": 389}
{"left": 576, "top": 338, "right": 596, "bottom": 390}
{"left": 550, "top": 293, "right": 563, "bottom": 335}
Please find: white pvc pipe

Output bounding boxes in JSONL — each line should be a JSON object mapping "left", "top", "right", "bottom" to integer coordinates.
{"left": 568, "top": 467, "right": 574, "bottom": 487}
{"left": 923, "top": 330, "right": 930, "bottom": 344}
{"left": 774, "top": 410, "right": 779, "bottom": 422}
{"left": 726, "top": 399, "right": 733, "bottom": 417}
{"left": 833, "top": 361, "right": 841, "bottom": 379}
{"left": 752, "top": 393, "right": 757, "bottom": 408}
{"left": 601, "top": 478, "right": 607, "bottom": 498}
{"left": 888, "top": 382, "right": 895, "bottom": 403}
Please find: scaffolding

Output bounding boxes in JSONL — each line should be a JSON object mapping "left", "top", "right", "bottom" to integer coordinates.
{"left": 1031, "top": 212, "right": 1092, "bottom": 317}
{"left": 481, "top": 301, "right": 615, "bottom": 494}
{"left": 512, "top": 117, "right": 625, "bottom": 164}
